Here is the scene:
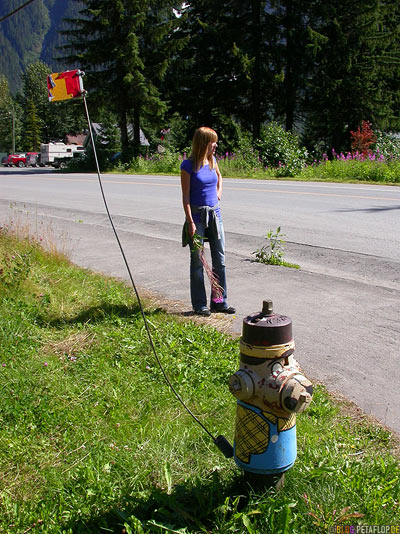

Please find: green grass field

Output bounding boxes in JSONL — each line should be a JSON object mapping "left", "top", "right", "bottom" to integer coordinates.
{"left": 70, "top": 146, "right": 400, "bottom": 185}
{"left": 1, "top": 228, "right": 399, "bottom": 533}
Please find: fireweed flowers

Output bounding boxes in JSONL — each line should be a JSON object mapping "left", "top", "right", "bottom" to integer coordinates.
{"left": 331, "top": 148, "right": 386, "bottom": 163}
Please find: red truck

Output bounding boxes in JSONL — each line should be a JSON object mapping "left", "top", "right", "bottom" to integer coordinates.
{"left": 4, "top": 154, "right": 25, "bottom": 167}
{"left": 4, "top": 152, "right": 39, "bottom": 167}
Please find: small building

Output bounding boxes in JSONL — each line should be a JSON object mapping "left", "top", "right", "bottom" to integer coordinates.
{"left": 66, "top": 123, "right": 149, "bottom": 148}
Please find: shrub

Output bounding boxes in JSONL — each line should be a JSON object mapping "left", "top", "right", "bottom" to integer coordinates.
{"left": 122, "top": 148, "right": 183, "bottom": 174}
{"left": 157, "top": 113, "right": 192, "bottom": 152}
{"left": 221, "top": 131, "right": 262, "bottom": 173}
{"left": 350, "top": 120, "right": 377, "bottom": 156}
{"left": 256, "top": 123, "right": 308, "bottom": 177}
{"left": 67, "top": 147, "right": 118, "bottom": 172}
{"left": 375, "top": 131, "right": 400, "bottom": 161}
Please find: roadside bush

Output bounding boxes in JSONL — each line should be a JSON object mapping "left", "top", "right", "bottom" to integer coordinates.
{"left": 218, "top": 131, "right": 262, "bottom": 174}
{"left": 66, "top": 146, "right": 117, "bottom": 172}
{"left": 256, "top": 122, "right": 308, "bottom": 176}
{"left": 118, "top": 147, "right": 183, "bottom": 174}
{"left": 375, "top": 131, "right": 400, "bottom": 160}
{"left": 350, "top": 120, "right": 377, "bottom": 156}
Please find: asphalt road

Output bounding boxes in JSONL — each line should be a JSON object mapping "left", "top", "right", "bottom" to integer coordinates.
{"left": 1, "top": 167, "right": 400, "bottom": 435}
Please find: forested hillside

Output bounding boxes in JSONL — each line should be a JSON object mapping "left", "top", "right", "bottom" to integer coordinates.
{"left": 0, "top": 0, "right": 82, "bottom": 93}
{"left": 0, "top": 0, "right": 399, "bottom": 159}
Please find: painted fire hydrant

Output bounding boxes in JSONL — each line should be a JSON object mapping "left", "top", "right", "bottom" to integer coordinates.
{"left": 229, "top": 300, "right": 313, "bottom": 483}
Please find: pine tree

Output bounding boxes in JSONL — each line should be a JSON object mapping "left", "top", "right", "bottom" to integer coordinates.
{"left": 60, "top": 0, "right": 185, "bottom": 154}
{"left": 0, "top": 75, "right": 19, "bottom": 152}
{"left": 167, "top": 0, "right": 399, "bottom": 150}
{"left": 23, "top": 99, "right": 41, "bottom": 151}
{"left": 165, "top": 0, "right": 279, "bottom": 143}
{"left": 304, "top": 0, "right": 400, "bottom": 152}
{"left": 164, "top": 1, "right": 319, "bottom": 142}
{"left": 373, "top": 0, "right": 400, "bottom": 131}
{"left": 267, "top": 0, "right": 317, "bottom": 132}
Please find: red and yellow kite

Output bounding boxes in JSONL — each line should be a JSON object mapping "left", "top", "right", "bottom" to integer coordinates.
{"left": 47, "top": 70, "right": 85, "bottom": 102}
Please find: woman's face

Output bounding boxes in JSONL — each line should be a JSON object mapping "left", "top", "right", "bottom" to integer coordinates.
{"left": 206, "top": 140, "right": 218, "bottom": 156}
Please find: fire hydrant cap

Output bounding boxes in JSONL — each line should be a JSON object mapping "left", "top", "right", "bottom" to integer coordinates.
{"left": 242, "top": 300, "right": 293, "bottom": 347}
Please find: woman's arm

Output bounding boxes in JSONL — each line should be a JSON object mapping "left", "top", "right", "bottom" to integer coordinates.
{"left": 216, "top": 162, "right": 222, "bottom": 200}
{"left": 181, "top": 168, "right": 196, "bottom": 238}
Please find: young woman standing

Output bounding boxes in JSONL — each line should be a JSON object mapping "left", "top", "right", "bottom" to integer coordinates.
{"left": 180, "top": 126, "right": 235, "bottom": 316}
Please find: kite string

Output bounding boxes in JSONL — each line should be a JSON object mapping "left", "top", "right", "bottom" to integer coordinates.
{"left": 82, "top": 94, "right": 216, "bottom": 441}
{"left": 0, "top": 0, "right": 233, "bottom": 458}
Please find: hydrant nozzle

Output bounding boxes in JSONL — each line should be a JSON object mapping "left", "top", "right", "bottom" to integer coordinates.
{"left": 261, "top": 299, "right": 274, "bottom": 316}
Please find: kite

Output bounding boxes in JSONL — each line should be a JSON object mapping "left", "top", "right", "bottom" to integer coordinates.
{"left": 47, "top": 70, "right": 85, "bottom": 102}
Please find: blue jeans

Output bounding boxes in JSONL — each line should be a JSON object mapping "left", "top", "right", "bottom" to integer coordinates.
{"left": 189, "top": 216, "right": 227, "bottom": 311}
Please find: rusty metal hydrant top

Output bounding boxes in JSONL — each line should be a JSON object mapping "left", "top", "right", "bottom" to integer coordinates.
{"left": 240, "top": 300, "right": 295, "bottom": 361}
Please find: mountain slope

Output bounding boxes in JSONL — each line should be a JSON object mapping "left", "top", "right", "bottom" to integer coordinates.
{"left": 0, "top": 0, "right": 82, "bottom": 93}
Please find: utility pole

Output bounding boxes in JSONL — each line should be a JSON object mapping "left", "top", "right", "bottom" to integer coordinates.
{"left": 11, "top": 108, "right": 15, "bottom": 153}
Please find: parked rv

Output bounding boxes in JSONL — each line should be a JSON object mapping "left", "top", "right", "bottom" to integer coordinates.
{"left": 40, "top": 143, "right": 85, "bottom": 168}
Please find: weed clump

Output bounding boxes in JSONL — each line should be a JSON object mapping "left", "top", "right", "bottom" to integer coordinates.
{"left": 0, "top": 225, "right": 36, "bottom": 291}
{"left": 252, "top": 227, "right": 300, "bottom": 269}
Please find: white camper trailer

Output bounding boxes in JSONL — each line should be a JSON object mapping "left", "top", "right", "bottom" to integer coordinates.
{"left": 40, "top": 142, "right": 85, "bottom": 168}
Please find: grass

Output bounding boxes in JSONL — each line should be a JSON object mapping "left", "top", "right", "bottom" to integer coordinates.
{"left": 107, "top": 157, "right": 400, "bottom": 185}
{"left": 67, "top": 148, "right": 400, "bottom": 185}
{"left": 298, "top": 158, "right": 400, "bottom": 184}
{"left": 1, "top": 228, "right": 399, "bottom": 533}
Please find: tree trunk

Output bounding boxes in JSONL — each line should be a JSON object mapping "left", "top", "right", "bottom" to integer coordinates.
{"left": 251, "top": 0, "right": 261, "bottom": 140}
{"left": 284, "top": 1, "right": 296, "bottom": 131}
{"left": 120, "top": 109, "right": 129, "bottom": 153}
{"left": 133, "top": 107, "right": 140, "bottom": 152}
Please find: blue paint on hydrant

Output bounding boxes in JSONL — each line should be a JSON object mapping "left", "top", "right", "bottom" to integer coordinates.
{"left": 229, "top": 300, "right": 313, "bottom": 479}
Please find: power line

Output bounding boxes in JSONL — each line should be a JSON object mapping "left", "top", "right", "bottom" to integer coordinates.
{"left": 0, "top": 0, "right": 37, "bottom": 23}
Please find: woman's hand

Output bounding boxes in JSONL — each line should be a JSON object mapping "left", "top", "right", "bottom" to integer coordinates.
{"left": 188, "top": 221, "right": 196, "bottom": 238}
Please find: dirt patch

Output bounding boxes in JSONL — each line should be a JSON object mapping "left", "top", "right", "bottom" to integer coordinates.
{"left": 45, "top": 331, "right": 96, "bottom": 359}
{"left": 138, "top": 286, "right": 236, "bottom": 333}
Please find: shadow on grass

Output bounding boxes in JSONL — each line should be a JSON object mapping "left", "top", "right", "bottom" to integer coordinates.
{"left": 67, "top": 471, "right": 253, "bottom": 533}
{"left": 39, "top": 301, "right": 165, "bottom": 327}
